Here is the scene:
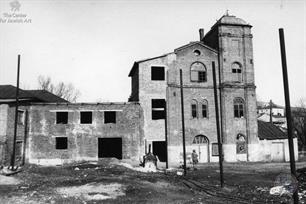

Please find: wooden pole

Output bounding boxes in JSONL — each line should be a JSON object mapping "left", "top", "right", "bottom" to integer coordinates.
{"left": 270, "top": 100, "right": 273, "bottom": 124}
{"left": 10, "top": 54, "right": 21, "bottom": 169}
{"left": 212, "top": 62, "right": 224, "bottom": 187}
{"left": 164, "top": 100, "right": 168, "bottom": 169}
{"left": 179, "top": 69, "right": 187, "bottom": 175}
{"left": 279, "top": 28, "right": 298, "bottom": 204}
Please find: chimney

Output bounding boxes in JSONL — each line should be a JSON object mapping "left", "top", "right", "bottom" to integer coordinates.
{"left": 199, "top": 28, "right": 204, "bottom": 41}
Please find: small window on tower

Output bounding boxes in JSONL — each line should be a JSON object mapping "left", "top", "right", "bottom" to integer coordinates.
{"left": 194, "top": 50, "right": 201, "bottom": 56}
{"left": 151, "top": 66, "right": 165, "bottom": 81}
{"left": 152, "top": 99, "right": 165, "bottom": 120}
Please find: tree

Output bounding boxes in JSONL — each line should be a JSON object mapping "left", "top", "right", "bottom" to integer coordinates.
{"left": 292, "top": 98, "right": 306, "bottom": 151}
{"left": 37, "top": 75, "right": 80, "bottom": 102}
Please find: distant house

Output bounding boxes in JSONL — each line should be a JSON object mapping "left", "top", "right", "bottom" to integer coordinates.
{"left": 257, "top": 101, "right": 285, "bottom": 117}
{"left": 257, "top": 120, "right": 298, "bottom": 162}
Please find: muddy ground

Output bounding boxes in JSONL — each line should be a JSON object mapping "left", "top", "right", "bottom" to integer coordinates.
{"left": 1, "top": 160, "right": 306, "bottom": 204}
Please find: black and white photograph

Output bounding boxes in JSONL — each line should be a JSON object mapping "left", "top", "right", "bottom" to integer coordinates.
{"left": 0, "top": 0, "right": 305, "bottom": 203}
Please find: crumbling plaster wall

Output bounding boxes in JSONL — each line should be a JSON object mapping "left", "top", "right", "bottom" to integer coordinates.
{"left": 27, "top": 103, "right": 144, "bottom": 165}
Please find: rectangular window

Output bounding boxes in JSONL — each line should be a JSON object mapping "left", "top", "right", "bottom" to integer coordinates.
{"left": 212, "top": 143, "right": 219, "bottom": 156}
{"left": 202, "top": 105, "right": 207, "bottom": 118}
{"left": 198, "top": 71, "right": 206, "bottom": 82}
{"left": 104, "top": 111, "right": 116, "bottom": 123}
{"left": 151, "top": 66, "right": 165, "bottom": 81}
{"left": 191, "top": 104, "right": 197, "bottom": 118}
{"left": 152, "top": 99, "right": 165, "bottom": 120}
{"left": 56, "top": 137, "right": 67, "bottom": 149}
{"left": 17, "top": 110, "right": 24, "bottom": 125}
{"left": 80, "top": 111, "right": 92, "bottom": 124}
{"left": 56, "top": 112, "right": 68, "bottom": 124}
{"left": 234, "top": 105, "right": 244, "bottom": 118}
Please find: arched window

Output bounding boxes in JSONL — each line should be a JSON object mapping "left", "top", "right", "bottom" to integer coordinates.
{"left": 191, "top": 99, "right": 198, "bottom": 118}
{"left": 192, "top": 135, "right": 209, "bottom": 144}
{"left": 234, "top": 98, "right": 244, "bottom": 118}
{"left": 200, "top": 99, "right": 208, "bottom": 118}
{"left": 232, "top": 62, "right": 242, "bottom": 82}
{"left": 236, "top": 133, "right": 246, "bottom": 154}
{"left": 190, "top": 62, "right": 207, "bottom": 82}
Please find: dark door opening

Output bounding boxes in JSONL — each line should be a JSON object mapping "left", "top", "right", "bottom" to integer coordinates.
{"left": 98, "top": 138, "right": 122, "bottom": 159}
{"left": 152, "top": 141, "right": 166, "bottom": 162}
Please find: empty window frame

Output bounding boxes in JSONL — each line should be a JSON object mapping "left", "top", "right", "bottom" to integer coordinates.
{"left": 56, "top": 137, "right": 68, "bottom": 149}
{"left": 152, "top": 99, "right": 165, "bottom": 120}
{"left": 151, "top": 66, "right": 165, "bottom": 81}
{"left": 191, "top": 100, "right": 198, "bottom": 118}
{"left": 232, "top": 62, "right": 242, "bottom": 82}
{"left": 56, "top": 112, "right": 68, "bottom": 124}
{"left": 80, "top": 111, "right": 92, "bottom": 124}
{"left": 234, "top": 98, "right": 245, "bottom": 118}
{"left": 190, "top": 62, "right": 207, "bottom": 82}
{"left": 17, "top": 110, "right": 25, "bottom": 125}
{"left": 104, "top": 111, "right": 116, "bottom": 123}
{"left": 201, "top": 100, "right": 208, "bottom": 118}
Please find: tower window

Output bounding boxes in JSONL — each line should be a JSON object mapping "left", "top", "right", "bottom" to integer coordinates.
{"left": 194, "top": 50, "right": 201, "bottom": 56}
{"left": 152, "top": 99, "right": 165, "bottom": 120}
{"left": 151, "top": 66, "right": 165, "bottom": 81}
{"left": 234, "top": 98, "right": 244, "bottom": 118}
{"left": 201, "top": 100, "right": 208, "bottom": 118}
{"left": 190, "top": 62, "right": 207, "bottom": 83}
{"left": 191, "top": 100, "right": 198, "bottom": 118}
{"left": 232, "top": 62, "right": 242, "bottom": 82}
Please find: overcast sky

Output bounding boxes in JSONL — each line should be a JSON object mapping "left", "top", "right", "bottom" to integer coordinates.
{"left": 0, "top": 0, "right": 305, "bottom": 106}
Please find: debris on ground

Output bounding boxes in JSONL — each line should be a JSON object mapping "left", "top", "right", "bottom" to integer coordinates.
{"left": 269, "top": 185, "right": 291, "bottom": 196}
{"left": 0, "top": 175, "right": 21, "bottom": 185}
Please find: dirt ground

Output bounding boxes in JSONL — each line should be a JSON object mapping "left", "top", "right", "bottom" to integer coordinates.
{"left": 1, "top": 159, "right": 306, "bottom": 204}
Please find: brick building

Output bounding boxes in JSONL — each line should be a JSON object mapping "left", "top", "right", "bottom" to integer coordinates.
{"left": 129, "top": 14, "right": 260, "bottom": 165}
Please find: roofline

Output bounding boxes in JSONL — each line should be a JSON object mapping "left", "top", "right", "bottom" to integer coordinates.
{"left": 29, "top": 102, "right": 140, "bottom": 106}
{"left": 128, "top": 52, "right": 173, "bottom": 77}
{"left": 174, "top": 41, "right": 218, "bottom": 54}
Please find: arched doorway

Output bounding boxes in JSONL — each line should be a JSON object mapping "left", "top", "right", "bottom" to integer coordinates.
{"left": 192, "top": 135, "right": 209, "bottom": 163}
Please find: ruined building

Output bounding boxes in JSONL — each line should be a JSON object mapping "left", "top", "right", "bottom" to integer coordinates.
{"left": 0, "top": 14, "right": 298, "bottom": 166}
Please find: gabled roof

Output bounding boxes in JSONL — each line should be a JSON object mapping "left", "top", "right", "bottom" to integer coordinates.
{"left": 128, "top": 53, "right": 172, "bottom": 77}
{"left": 258, "top": 120, "right": 288, "bottom": 140}
{"left": 174, "top": 41, "right": 218, "bottom": 53}
{"left": 0, "top": 85, "right": 68, "bottom": 103}
{"left": 27, "top": 90, "right": 68, "bottom": 103}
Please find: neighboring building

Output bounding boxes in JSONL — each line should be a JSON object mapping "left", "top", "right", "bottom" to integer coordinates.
{"left": 257, "top": 121, "right": 298, "bottom": 162}
{"left": 257, "top": 101, "right": 285, "bottom": 117}
{"left": 0, "top": 85, "right": 68, "bottom": 165}
{"left": 128, "top": 14, "right": 259, "bottom": 165}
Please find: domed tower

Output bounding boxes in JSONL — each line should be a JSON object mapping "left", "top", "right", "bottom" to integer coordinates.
{"left": 203, "top": 14, "right": 258, "bottom": 162}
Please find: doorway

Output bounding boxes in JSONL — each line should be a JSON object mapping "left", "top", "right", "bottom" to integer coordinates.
{"left": 192, "top": 135, "right": 209, "bottom": 163}
{"left": 98, "top": 138, "right": 122, "bottom": 159}
{"left": 152, "top": 141, "right": 167, "bottom": 162}
{"left": 271, "top": 142, "right": 285, "bottom": 162}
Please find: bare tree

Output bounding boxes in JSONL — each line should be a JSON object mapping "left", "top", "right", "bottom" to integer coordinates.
{"left": 37, "top": 75, "right": 80, "bottom": 102}
{"left": 292, "top": 98, "right": 306, "bottom": 151}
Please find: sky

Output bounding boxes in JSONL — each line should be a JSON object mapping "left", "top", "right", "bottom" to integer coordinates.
{"left": 0, "top": 0, "right": 305, "bottom": 106}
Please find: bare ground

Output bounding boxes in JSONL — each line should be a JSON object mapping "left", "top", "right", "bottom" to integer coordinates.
{"left": 1, "top": 160, "right": 306, "bottom": 204}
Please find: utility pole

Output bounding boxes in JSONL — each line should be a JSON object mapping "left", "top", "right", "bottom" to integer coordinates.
{"left": 164, "top": 100, "right": 168, "bottom": 169}
{"left": 179, "top": 69, "right": 187, "bottom": 175}
{"left": 279, "top": 28, "right": 298, "bottom": 204}
{"left": 10, "top": 54, "right": 21, "bottom": 170}
{"left": 212, "top": 62, "right": 224, "bottom": 187}
{"left": 269, "top": 100, "right": 273, "bottom": 124}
